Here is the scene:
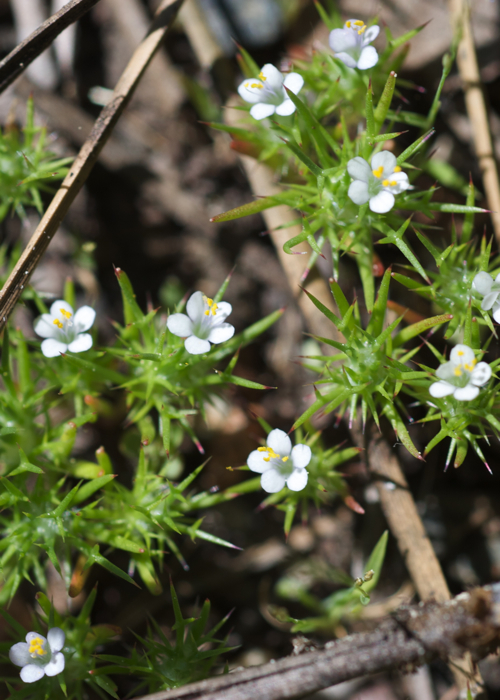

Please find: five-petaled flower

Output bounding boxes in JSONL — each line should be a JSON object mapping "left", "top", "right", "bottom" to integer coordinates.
{"left": 429, "top": 344, "right": 491, "bottom": 402}
{"left": 167, "top": 291, "right": 235, "bottom": 355}
{"left": 247, "top": 429, "right": 311, "bottom": 493}
{"left": 347, "top": 151, "right": 410, "bottom": 213}
{"left": 10, "top": 627, "right": 65, "bottom": 683}
{"left": 329, "top": 19, "right": 379, "bottom": 70}
{"left": 34, "top": 300, "right": 96, "bottom": 358}
{"left": 237, "top": 63, "right": 304, "bottom": 121}
{"left": 473, "top": 271, "right": 500, "bottom": 323}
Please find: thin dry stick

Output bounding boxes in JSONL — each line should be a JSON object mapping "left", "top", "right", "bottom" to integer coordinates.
{"left": 0, "top": 0, "right": 101, "bottom": 94}
{"left": 0, "top": 0, "right": 185, "bottom": 331}
{"left": 130, "top": 585, "right": 500, "bottom": 700}
{"left": 447, "top": 0, "right": 500, "bottom": 241}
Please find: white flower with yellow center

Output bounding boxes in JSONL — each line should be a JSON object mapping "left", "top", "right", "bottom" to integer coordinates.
{"left": 237, "top": 63, "right": 304, "bottom": 121}
{"left": 9, "top": 628, "right": 65, "bottom": 683}
{"left": 429, "top": 344, "right": 491, "bottom": 402}
{"left": 247, "top": 429, "right": 311, "bottom": 493}
{"left": 167, "top": 291, "right": 235, "bottom": 355}
{"left": 34, "top": 300, "right": 95, "bottom": 358}
{"left": 329, "top": 19, "right": 380, "bottom": 70}
{"left": 347, "top": 151, "right": 410, "bottom": 213}
{"left": 472, "top": 271, "right": 500, "bottom": 323}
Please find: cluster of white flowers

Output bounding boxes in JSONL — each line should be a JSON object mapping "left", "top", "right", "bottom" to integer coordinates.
{"left": 34, "top": 300, "right": 95, "bottom": 358}
{"left": 10, "top": 628, "right": 65, "bottom": 683}
{"left": 247, "top": 429, "right": 311, "bottom": 493}
{"left": 167, "top": 291, "right": 235, "bottom": 355}
{"left": 238, "top": 63, "right": 304, "bottom": 121}
{"left": 347, "top": 152, "right": 410, "bottom": 213}
{"left": 429, "top": 344, "right": 491, "bottom": 402}
{"left": 329, "top": 19, "right": 379, "bottom": 70}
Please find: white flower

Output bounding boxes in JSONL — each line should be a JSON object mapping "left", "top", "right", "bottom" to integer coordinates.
{"left": 167, "top": 291, "right": 235, "bottom": 355}
{"left": 347, "top": 151, "right": 410, "bottom": 213}
{"left": 34, "top": 300, "right": 96, "bottom": 358}
{"left": 247, "top": 429, "right": 311, "bottom": 493}
{"left": 237, "top": 63, "right": 304, "bottom": 121}
{"left": 329, "top": 19, "right": 379, "bottom": 70}
{"left": 473, "top": 271, "right": 500, "bottom": 323}
{"left": 429, "top": 344, "right": 491, "bottom": 402}
{"left": 9, "top": 628, "right": 65, "bottom": 683}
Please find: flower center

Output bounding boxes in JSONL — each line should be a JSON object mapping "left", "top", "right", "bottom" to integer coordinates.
{"left": 372, "top": 166, "right": 384, "bottom": 178}
{"left": 258, "top": 446, "right": 289, "bottom": 464}
{"left": 203, "top": 296, "right": 218, "bottom": 316}
{"left": 53, "top": 307, "right": 75, "bottom": 341}
{"left": 29, "top": 637, "right": 47, "bottom": 658}
{"left": 346, "top": 19, "right": 367, "bottom": 35}
{"left": 258, "top": 72, "right": 267, "bottom": 82}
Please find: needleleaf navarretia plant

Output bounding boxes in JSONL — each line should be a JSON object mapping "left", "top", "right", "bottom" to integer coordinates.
{"left": 0, "top": 4, "right": 497, "bottom": 699}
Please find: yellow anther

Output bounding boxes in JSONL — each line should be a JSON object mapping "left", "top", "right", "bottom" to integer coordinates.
{"left": 394, "top": 165, "right": 402, "bottom": 172}
{"left": 258, "top": 72, "right": 267, "bottom": 81}
{"left": 53, "top": 319, "right": 63, "bottom": 329}
{"left": 382, "top": 179, "right": 390, "bottom": 187}
{"left": 282, "top": 456, "right": 289, "bottom": 462}
{"left": 358, "top": 25, "right": 367, "bottom": 34}
{"left": 454, "top": 367, "right": 463, "bottom": 377}
{"left": 372, "top": 166, "right": 384, "bottom": 178}
{"left": 251, "top": 82, "right": 263, "bottom": 89}
{"left": 29, "top": 637, "right": 46, "bottom": 657}
{"left": 353, "top": 20, "right": 364, "bottom": 26}
{"left": 258, "top": 446, "right": 282, "bottom": 462}
{"left": 390, "top": 180, "right": 397, "bottom": 186}
{"left": 346, "top": 20, "right": 351, "bottom": 27}
{"left": 60, "top": 308, "right": 72, "bottom": 319}
{"left": 458, "top": 350, "right": 464, "bottom": 356}
{"left": 464, "top": 359, "right": 477, "bottom": 371}
{"left": 203, "top": 296, "right": 218, "bottom": 316}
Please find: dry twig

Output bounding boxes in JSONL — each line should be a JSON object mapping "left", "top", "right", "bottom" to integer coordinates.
{"left": 0, "top": 0, "right": 185, "bottom": 331}
{"left": 131, "top": 584, "right": 500, "bottom": 700}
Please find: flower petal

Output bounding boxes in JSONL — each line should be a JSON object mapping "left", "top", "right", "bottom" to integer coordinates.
{"left": 472, "top": 271, "right": 493, "bottom": 295}
{"left": 68, "top": 334, "right": 93, "bottom": 353}
{"left": 50, "top": 300, "right": 73, "bottom": 318}
{"left": 291, "top": 444, "right": 312, "bottom": 469}
{"left": 9, "top": 642, "right": 31, "bottom": 667}
{"left": 371, "top": 151, "right": 397, "bottom": 176}
{"left": 267, "top": 429, "right": 292, "bottom": 457}
{"left": 329, "top": 27, "right": 357, "bottom": 53}
{"left": 184, "top": 336, "right": 211, "bottom": 355}
{"left": 363, "top": 25, "right": 380, "bottom": 44}
{"left": 275, "top": 99, "right": 296, "bottom": 116}
{"left": 334, "top": 51, "right": 358, "bottom": 68}
{"left": 47, "top": 628, "right": 65, "bottom": 653}
{"left": 387, "top": 171, "right": 410, "bottom": 193}
{"left": 250, "top": 103, "right": 276, "bottom": 120}
{"left": 20, "top": 664, "right": 45, "bottom": 683}
{"left": 247, "top": 449, "right": 271, "bottom": 474}
{"left": 450, "top": 344, "right": 475, "bottom": 365}
{"left": 41, "top": 338, "right": 68, "bottom": 358}
{"left": 348, "top": 180, "right": 370, "bottom": 205}
{"left": 347, "top": 156, "right": 371, "bottom": 182}
{"left": 238, "top": 79, "right": 265, "bottom": 104}
{"left": 213, "top": 301, "right": 232, "bottom": 323}
{"left": 429, "top": 380, "right": 455, "bottom": 398}
{"left": 73, "top": 306, "right": 96, "bottom": 333}
{"left": 208, "top": 323, "right": 235, "bottom": 344}
{"left": 435, "top": 361, "right": 456, "bottom": 382}
{"left": 283, "top": 72, "right": 304, "bottom": 95}
{"left": 471, "top": 362, "right": 491, "bottom": 386}
{"left": 357, "top": 46, "right": 378, "bottom": 70}
{"left": 167, "top": 313, "right": 193, "bottom": 338}
{"left": 34, "top": 314, "right": 58, "bottom": 339}
{"left": 454, "top": 385, "right": 479, "bottom": 401}
{"left": 481, "top": 291, "right": 499, "bottom": 311}
{"left": 369, "top": 190, "right": 395, "bottom": 213}
{"left": 493, "top": 303, "right": 500, "bottom": 324}
{"left": 261, "top": 469, "right": 286, "bottom": 493}
{"left": 286, "top": 468, "right": 308, "bottom": 492}
{"left": 260, "top": 64, "right": 284, "bottom": 92}
{"left": 186, "top": 291, "right": 204, "bottom": 323}
{"left": 44, "top": 652, "right": 65, "bottom": 677}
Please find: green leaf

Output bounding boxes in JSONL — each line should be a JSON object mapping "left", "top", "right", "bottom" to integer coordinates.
{"left": 393, "top": 314, "right": 453, "bottom": 347}
{"left": 366, "top": 267, "right": 391, "bottom": 337}
{"left": 114, "top": 267, "right": 143, "bottom": 324}
{"left": 72, "top": 475, "right": 115, "bottom": 504}
{"left": 374, "top": 71, "right": 397, "bottom": 132}
{"left": 281, "top": 138, "right": 323, "bottom": 178}
{"left": 210, "top": 196, "right": 280, "bottom": 223}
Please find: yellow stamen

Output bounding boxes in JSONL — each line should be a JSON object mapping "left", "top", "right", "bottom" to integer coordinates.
{"left": 251, "top": 82, "right": 263, "bottom": 89}
{"left": 382, "top": 179, "right": 390, "bottom": 187}
{"left": 372, "top": 166, "right": 384, "bottom": 178}
{"left": 390, "top": 180, "right": 397, "bottom": 186}
{"left": 29, "top": 637, "right": 46, "bottom": 657}
{"left": 353, "top": 20, "right": 364, "bottom": 26}
{"left": 457, "top": 350, "right": 464, "bottom": 356}
{"left": 394, "top": 166, "right": 402, "bottom": 172}
{"left": 282, "top": 456, "right": 289, "bottom": 462}
{"left": 454, "top": 367, "right": 463, "bottom": 377}
{"left": 53, "top": 319, "right": 63, "bottom": 329}
{"left": 203, "top": 296, "right": 218, "bottom": 316}
{"left": 346, "top": 20, "right": 351, "bottom": 27}
{"left": 60, "top": 308, "right": 72, "bottom": 319}
{"left": 358, "top": 25, "right": 366, "bottom": 35}
{"left": 257, "top": 446, "right": 283, "bottom": 462}
{"left": 464, "top": 359, "right": 477, "bottom": 371}
{"left": 258, "top": 72, "right": 267, "bottom": 81}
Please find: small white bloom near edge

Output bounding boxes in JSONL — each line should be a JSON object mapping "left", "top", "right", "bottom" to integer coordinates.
{"left": 247, "top": 429, "right": 311, "bottom": 493}
{"left": 329, "top": 19, "right": 380, "bottom": 70}
{"left": 429, "top": 344, "right": 491, "bottom": 402}
{"left": 34, "top": 300, "right": 95, "bottom": 358}
{"left": 167, "top": 291, "right": 235, "bottom": 355}
{"left": 347, "top": 151, "right": 409, "bottom": 213}
{"left": 10, "top": 627, "right": 65, "bottom": 683}
{"left": 238, "top": 63, "right": 304, "bottom": 121}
